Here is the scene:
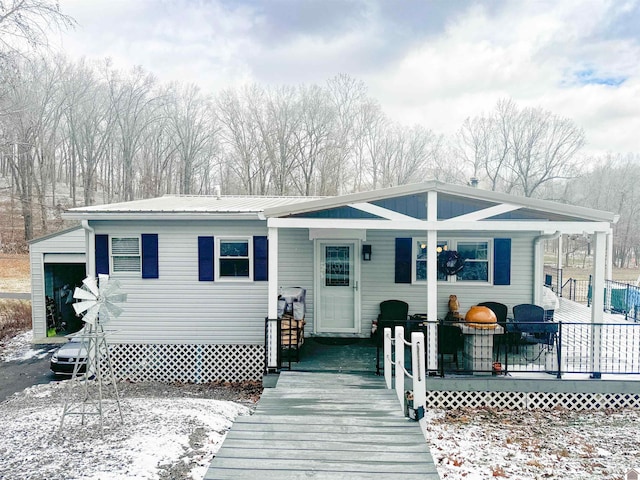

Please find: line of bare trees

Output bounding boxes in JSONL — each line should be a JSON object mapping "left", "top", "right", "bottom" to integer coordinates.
{"left": 0, "top": 56, "right": 460, "bottom": 240}
{"left": 0, "top": 1, "right": 638, "bottom": 269}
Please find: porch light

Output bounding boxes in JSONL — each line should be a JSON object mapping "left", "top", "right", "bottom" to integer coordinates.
{"left": 362, "top": 244, "right": 372, "bottom": 261}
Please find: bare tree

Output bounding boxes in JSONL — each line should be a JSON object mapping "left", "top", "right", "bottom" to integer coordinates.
{"left": 454, "top": 98, "right": 585, "bottom": 197}
{"left": 106, "top": 64, "right": 160, "bottom": 201}
{"left": 217, "top": 86, "right": 271, "bottom": 195}
{"left": 0, "top": 0, "right": 75, "bottom": 57}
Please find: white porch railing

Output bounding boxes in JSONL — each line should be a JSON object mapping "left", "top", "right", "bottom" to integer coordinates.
{"left": 384, "top": 326, "right": 426, "bottom": 421}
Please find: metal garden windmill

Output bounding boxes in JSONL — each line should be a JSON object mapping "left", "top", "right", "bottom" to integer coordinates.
{"left": 59, "top": 274, "right": 127, "bottom": 433}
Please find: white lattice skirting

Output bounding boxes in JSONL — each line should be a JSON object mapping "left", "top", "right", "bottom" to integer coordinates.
{"left": 426, "top": 390, "right": 640, "bottom": 411}
{"left": 107, "top": 344, "right": 264, "bottom": 383}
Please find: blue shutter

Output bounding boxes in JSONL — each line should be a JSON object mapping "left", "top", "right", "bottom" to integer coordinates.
{"left": 198, "top": 236, "right": 214, "bottom": 281}
{"left": 395, "top": 238, "right": 412, "bottom": 284}
{"left": 253, "top": 236, "right": 268, "bottom": 281}
{"left": 95, "top": 234, "right": 109, "bottom": 275}
{"left": 493, "top": 238, "right": 511, "bottom": 285}
{"left": 141, "top": 234, "right": 159, "bottom": 279}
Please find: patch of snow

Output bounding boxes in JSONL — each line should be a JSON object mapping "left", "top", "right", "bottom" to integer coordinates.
{"left": 423, "top": 407, "right": 640, "bottom": 479}
{"left": 0, "top": 381, "right": 251, "bottom": 480}
{"left": 2, "top": 330, "right": 56, "bottom": 362}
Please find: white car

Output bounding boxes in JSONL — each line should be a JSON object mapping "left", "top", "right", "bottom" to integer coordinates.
{"left": 50, "top": 338, "right": 87, "bottom": 376}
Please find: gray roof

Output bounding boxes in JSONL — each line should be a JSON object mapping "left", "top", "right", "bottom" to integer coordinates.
{"left": 63, "top": 195, "right": 326, "bottom": 220}
{"left": 28, "top": 225, "right": 83, "bottom": 244}
{"left": 63, "top": 181, "right": 618, "bottom": 224}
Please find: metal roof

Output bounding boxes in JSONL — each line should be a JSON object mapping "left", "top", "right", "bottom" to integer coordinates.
{"left": 64, "top": 194, "right": 326, "bottom": 220}
{"left": 62, "top": 181, "right": 618, "bottom": 225}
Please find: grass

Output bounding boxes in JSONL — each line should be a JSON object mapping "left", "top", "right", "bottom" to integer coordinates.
{"left": 0, "top": 254, "right": 30, "bottom": 293}
{"left": 0, "top": 299, "right": 32, "bottom": 342}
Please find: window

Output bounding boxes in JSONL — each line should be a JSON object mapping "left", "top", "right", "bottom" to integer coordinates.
{"left": 111, "top": 237, "right": 141, "bottom": 273}
{"left": 411, "top": 238, "right": 490, "bottom": 283}
{"left": 456, "top": 241, "right": 489, "bottom": 282}
{"left": 413, "top": 239, "right": 448, "bottom": 283}
{"left": 216, "top": 237, "right": 252, "bottom": 280}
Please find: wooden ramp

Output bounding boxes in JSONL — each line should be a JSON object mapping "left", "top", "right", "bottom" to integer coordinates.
{"left": 205, "top": 371, "right": 439, "bottom": 479}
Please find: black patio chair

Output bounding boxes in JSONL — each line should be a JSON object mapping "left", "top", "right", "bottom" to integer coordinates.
{"left": 512, "top": 304, "right": 557, "bottom": 346}
{"left": 375, "top": 300, "right": 409, "bottom": 375}
{"left": 437, "top": 323, "right": 463, "bottom": 374}
{"left": 478, "top": 301, "right": 510, "bottom": 355}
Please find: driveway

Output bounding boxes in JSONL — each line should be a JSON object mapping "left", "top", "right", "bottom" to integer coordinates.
{"left": 0, "top": 342, "right": 58, "bottom": 402}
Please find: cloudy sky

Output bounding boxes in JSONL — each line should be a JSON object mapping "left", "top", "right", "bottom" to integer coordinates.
{"left": 57, "top": 0, "right": 639, "bottom": 156}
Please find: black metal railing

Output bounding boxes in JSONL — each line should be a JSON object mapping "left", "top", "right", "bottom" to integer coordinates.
{"left": 432, "top": 319, "right": 640, "bottom": 378}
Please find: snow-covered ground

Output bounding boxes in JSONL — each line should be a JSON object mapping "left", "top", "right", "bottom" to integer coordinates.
{"left": 2, "top": 332, "right": 640, "bottom": 479}
{"left": 423, "top": 407, "right": 640, "bottom": 479}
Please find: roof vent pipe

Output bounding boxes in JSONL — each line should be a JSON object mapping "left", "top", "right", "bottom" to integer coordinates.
{"left": 469, "top": 177, "right": 479, "bottom": 188}
{"left": 214, "top": 185, "right": 221, "bottom": 200}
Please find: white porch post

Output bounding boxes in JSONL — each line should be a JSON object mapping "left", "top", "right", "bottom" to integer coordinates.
{"left": 590, "top": 231, "right": 606, "bottom": 378}
{"left": 606, "top": 229, "right": 613, "bottom": 281}
{"left": 267, "top": 226, "right": 279, "bottom": 370}
{"left": 426, "top": 191, "right": 438, "bottom": 371}
{"left": 557, "top": 234, "right": 563, "bottom": 293}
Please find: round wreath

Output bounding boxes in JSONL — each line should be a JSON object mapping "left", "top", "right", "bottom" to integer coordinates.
{"left": 438, "top": 250, "right": 466, "bottom": 276}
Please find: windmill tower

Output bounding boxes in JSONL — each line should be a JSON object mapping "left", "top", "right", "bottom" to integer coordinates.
{"left": 59, "top": 274, "right": 127, "bottom": 433}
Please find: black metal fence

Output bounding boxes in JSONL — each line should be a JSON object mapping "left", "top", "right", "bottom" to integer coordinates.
{"left": 434, "top": 319, "right": 640, "bottom": 377}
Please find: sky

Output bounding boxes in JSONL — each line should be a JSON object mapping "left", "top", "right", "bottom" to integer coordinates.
{"left": 56, "top": 0, "right": 640, "bottom": 157}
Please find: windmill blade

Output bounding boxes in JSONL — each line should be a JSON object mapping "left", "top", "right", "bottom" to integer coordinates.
{"left": 82, "top": 277, "right": 100, "bottom": 297}
{"left": 106, "top": 293, "right": 128, "bottom": 304}
{"left": 102, "top": 279, "right": 122, "bottom": 297}
{"left": 82, "top": 304, "right": 101, "bottom": 325}
{"left": 99, "top": 309, "right": 110, "bottom": 325}
{"left": 102, "top": 302, "right": 124, "bottom": 319}
{"left": 73, "top": 287, "right": 97, "bottom": 301}
{"left": 73, "top": 300, "right": 97, "bottom": 315}
{"left": 98, "top": 274, "right": 110, "bottom": 296}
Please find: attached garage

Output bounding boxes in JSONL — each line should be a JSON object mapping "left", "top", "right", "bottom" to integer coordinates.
{"left": 29, "top": 226, "right": 86, "bottom": 342}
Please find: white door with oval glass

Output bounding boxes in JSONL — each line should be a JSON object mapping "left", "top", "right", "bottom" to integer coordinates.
{"left": 316, "top": 241, "right": 359, "bottom": 333}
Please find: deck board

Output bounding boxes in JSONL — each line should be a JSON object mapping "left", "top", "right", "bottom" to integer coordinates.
{"left": 205, "top": 371, "right": 439, "bottom": 479}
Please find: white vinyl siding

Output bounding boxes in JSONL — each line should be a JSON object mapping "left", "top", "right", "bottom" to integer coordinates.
{"left": 278, "top": 229, "right": 315, "bottom": 332}
{"left": 89, "top": 220, "right": 268, "bottom": 345}
{"left": 29, "top": 227, "right": 86, "bottom": 341}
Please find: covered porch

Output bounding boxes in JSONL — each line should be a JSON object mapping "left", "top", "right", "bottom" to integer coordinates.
{"left": 261, "top": 181, "right": 619, "bottom": 378}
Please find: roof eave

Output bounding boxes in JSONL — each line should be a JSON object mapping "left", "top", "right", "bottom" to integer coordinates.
{"left": 62, "top": 212, "right": 264, "bottom": 221}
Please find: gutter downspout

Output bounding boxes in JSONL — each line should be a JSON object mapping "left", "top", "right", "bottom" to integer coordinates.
{"left": 534, "top": 231, "right": 561, "bottom": 305}
{"left": 81, "top": 220, "right": 96, "bottom": 278}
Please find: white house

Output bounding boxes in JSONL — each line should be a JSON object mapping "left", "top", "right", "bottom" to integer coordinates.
{"left": 33, "top": 180, "right": 616, "bottom": 382}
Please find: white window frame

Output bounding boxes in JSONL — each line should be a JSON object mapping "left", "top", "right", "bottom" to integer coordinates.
{"left": 453, "top": 238, "right": 492, "bottom": 284}
{"left": 110, "top": 236, "right": 141, "bottom": 276}
{"left": 215, "top": 236, "right": 253, "bottom": 282}
{"left": 411, "top": 237, "right": 492, "bottom": 284}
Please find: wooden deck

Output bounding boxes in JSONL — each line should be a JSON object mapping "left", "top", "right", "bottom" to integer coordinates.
{"left": 205, "top": 371, "right": 439, "bottom": 479}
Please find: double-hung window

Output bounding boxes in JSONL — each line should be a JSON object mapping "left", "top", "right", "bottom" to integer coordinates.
{"left": 412, "top": 238, "right": 490, "bottom": 283}
{"left": 456, "top": 241, "right": 489, "bottom": 282}
{"left": 413, "top": 239, "right": 448, "bottom": 283}
{"left": 216, "top": 237, "right": 253, "bottom": 281}
{"left": 111, "top": 237, "right": 141, "bottom": 274}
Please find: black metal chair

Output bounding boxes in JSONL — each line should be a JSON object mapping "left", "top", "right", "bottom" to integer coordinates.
{"left": 478, "top": 301, "right": 509, "bottom": 355}
{"left": 437, "top": 323, "right": 463, "bottom": 373}
{"left": 512, "top": 304, "right": 557, "bottom": 346}
{"left": 375, "top": 300, "right": 409, "bottom": 375}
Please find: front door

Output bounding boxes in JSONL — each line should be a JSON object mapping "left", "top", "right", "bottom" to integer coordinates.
{"left": 316, "top": 241, "right": 359, "bottom": 333}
